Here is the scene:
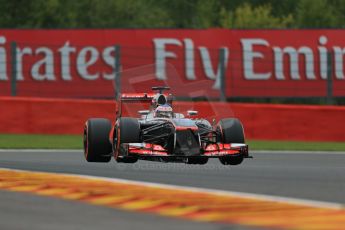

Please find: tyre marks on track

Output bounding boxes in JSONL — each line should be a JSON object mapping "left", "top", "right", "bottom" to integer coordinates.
{"left": 0, "top": 168, "right": 344, "bottom": 230}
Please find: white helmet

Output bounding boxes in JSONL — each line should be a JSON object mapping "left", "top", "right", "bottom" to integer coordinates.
{"left": 154, "top": 104, "right": 173, "bottom": 118}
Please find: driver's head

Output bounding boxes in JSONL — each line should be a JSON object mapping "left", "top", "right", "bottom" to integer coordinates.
{"left": 154, "top": 104, "right": 173, "bottom": 118}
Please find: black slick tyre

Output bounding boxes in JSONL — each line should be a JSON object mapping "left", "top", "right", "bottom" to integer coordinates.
{"left": 186, "top": 157, "right": 208, "bottom": 165}
{"left": 219, "top": 155, "right": 244, "bottom": 165}
{"left": 118, "top": 117, "right": 141, "bottom": 143}
{"left": 217, "top": 118, "right": 245, "bottom": 144}
{"left": 114, "top": 117, "right": 140, "bottom": 163}
{"left": 84, "top": 118, "right": 112, "bottom": 163}
{"left": 217, "top": 118, "right": 245, "bottom": 165}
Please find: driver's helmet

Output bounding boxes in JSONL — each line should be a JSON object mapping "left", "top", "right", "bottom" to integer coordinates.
{"left": 154, "top": 104, "right": 173, "bottom": 118}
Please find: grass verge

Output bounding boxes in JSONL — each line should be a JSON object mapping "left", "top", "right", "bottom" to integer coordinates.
{"left": 0, "top": 133, "right": 344, "bottom": 152}
{"left": 0, "top": 134, "right": 82, "bottom": 149}
{"left": 248, "top": 140, "right": 345, "bottom": 152}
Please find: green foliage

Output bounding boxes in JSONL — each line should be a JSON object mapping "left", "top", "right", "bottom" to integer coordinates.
{"left": 295, "top": 0, "right": 342, "bottom": 28}
{"left": 0, "top": 0, "right": 344, "bottom": 29}
{"left": 220, "top": 3, "right": 293, "bottom": 29}
{"left": 88, "top": 0, "right": 173, "bottom": 28}
{"left": 193, "top": 0, "right": 221, "bottom": 28}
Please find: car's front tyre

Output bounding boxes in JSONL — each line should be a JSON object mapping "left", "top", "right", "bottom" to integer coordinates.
{"left": 186, "top": 157, "right": 208, "bottom": 165}
{"left": 217, "top": 118, "right": 245, "bottom": 165}
{"left": 113, "top": 117, "right": 140, "bottom": 163}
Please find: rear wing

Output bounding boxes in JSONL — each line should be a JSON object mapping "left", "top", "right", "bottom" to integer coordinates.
{"left": 116, "top": 93, "right": 173, "bottom": 118}
{"left": 120, "top": 93, "right": 156, "bottom": 102}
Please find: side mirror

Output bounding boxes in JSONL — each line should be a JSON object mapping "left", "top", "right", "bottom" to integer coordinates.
{"left": 138, "top": 110, "right": 149, "bottom": 116}
{"left": 187, "top": 110, "right": 198, "bottom": 116}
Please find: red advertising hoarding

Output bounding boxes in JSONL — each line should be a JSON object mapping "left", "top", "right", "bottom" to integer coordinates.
{"left": 0, "top": 29, "right": 345, "bottom": 98}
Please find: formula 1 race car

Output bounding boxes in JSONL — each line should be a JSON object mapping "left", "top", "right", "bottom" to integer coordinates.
{"left": 83, "top": 87, "right": 251, "bottom": 165}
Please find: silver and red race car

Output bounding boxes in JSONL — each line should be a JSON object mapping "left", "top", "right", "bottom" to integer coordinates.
{"left": 83, "top": 86, "right": 251, "bottom": 165}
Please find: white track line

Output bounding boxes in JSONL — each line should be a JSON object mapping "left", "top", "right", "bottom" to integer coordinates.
{"left": 0, "top": 167, "right": 343, "bottom": 210}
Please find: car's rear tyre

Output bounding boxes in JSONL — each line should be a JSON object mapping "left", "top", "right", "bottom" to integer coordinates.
{"left": 217, "top": 118, "right": 245, "bottom": 165}
{"left": 114, "top": 117, "right": 140, "bottom": 163}
{"left": 84, "top": 118, "right": 112, "bottom": 162}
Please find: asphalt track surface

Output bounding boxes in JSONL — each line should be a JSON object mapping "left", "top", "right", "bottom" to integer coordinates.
{"left": 0, "top": 150, "right": 344, "bottom": 230}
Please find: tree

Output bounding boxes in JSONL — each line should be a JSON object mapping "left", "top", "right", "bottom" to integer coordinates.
{"left": 0, "top": 0, "right": 41, "bottom": 28}
{"left": 193, "top": 0, "right": 221, "bottom": 28}
{"left": 87, "top": 0, "right": 173, "bottom": 28}
{"left": 0, "top": 0, "right": 344, "bottom": 29}
{"left": 295, "top": 0, "right": 342, "bottom": 28}
{"left": 220, "top": 3, "right": 293, "bottom": 29}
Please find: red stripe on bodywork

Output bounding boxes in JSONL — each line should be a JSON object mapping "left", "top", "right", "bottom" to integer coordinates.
{"left": 204, "top": 150, "right": 241, "bottom": 156}
{"left": 129, "top": 149, "right": 168, "bottom": 156}
{"left": 175, "top": 126, "right": 198, "bottom": 131}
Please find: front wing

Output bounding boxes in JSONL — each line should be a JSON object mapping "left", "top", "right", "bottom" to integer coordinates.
{"left": 126, "top": 143, "right": 250, "bottom": 158}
